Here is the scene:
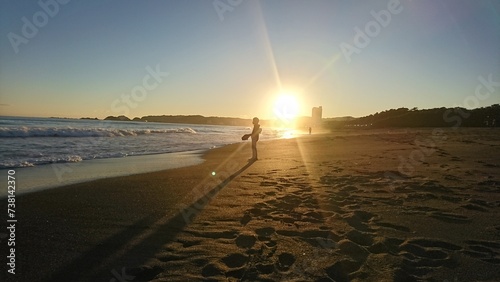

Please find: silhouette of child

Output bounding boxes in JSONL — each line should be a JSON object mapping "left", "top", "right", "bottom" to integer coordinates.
{"left": 249, "top": 117, "right": 261, "bottom": 160}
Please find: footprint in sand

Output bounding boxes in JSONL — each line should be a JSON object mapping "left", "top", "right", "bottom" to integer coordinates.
{"left": 316, "top": 239, "right": 371, "bottom": 281}
{"left": 255, "top": 227, "right": 276, "bottom": 240}
{"left": 336, "top": 239, "right": 370, "bottom": 262}
{"left": 235, "top": 233, "right": 257, "bottom": 249}
{"left": 444, "top": 174, "right": 460, "bottom": 181}
{"left": 346, "top": 229, "right": 374, "bottom": 246}
{"left": 400, "top": 243, "right": 449, "bottom": 260}
{"left": 462, "top": 240, "right": 500, "bottom": 264}
{"left": 275, "top": 229, "right": 339, "bottom": 249}
{"left": 395, "top": 238, "right": 461, "bottom": 279}
{"left": 428, "top": 211, "right": 471, "bottom": 224}
{"left": 275, "top": 252, "right": 296, "bottom": 271}
{"left": 221, "top": 253, "right": 249, "bottom": 268}
{"left": 188, "top": 230, "right": 238, "bottom": 239}
{"left": 439, "top": 195, "right": 463, "bottom": 203}
{"left": 127, "top": 266, "right": 164, "bottom": 281}
{"left": 255, "top": 262, "right": 274, "bottom": 275}
{"left": 324, "top": 258, "right": 361, "bottom": 282}
{"left": 260, "top": 180, "right": 278, "bottom": 187}
{"left": 415, "top": 181, "right": 454, "bottom": 194}
{"left": 342, "top": 211, "right": 376, "bottom": 233}
{"left": 201, "top": 263, "right": 225, "bottom": 278}
{"left": 406, "top": 238, "right": 462, "bottom": 251}
{"left": 374, "top": 221, "right": 411, "bottom": 233}
{"left": 214, "top": 227, "right": 296, "bottom": 280}
{"left": 240, "top": 212, "right": 252, "bottom": 226}
{"left": 476, "top": 180, "right": 500, "bottom": 193}
{"left": 461, "top": 203, "right": 489, "bottom": 212}
{"left": 406, "top": 192, "right": 438, "bottom": 201}
{"left": 368, "top": 237, "right": 404, "bottom": 254}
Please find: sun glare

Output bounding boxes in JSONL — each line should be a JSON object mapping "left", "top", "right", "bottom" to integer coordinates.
{"left": 273, "top": 93, "right": 300, "bottom": 122}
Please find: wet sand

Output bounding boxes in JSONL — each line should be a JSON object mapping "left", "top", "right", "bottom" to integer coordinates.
{"left": 1, "top": 128, "right": 499, "bottom": 281}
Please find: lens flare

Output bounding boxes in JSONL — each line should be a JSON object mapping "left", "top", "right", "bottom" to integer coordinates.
{"left": 273, "top": 94, "right": 299, "bottom": 122}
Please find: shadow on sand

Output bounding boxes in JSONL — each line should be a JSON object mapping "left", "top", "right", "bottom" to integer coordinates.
{"left": 43, "top": 160, "right": 255, "bottom": 281}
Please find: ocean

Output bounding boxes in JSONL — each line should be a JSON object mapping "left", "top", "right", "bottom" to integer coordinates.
{"left": 0, "top": 116, "right": 292, "bottom": 196}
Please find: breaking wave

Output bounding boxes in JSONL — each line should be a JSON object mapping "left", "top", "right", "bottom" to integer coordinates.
{"left": 0, "top": 126, "right": 197, "bottom": 138}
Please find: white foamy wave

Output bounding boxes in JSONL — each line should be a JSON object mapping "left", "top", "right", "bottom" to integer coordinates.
{"left": 0, "top": 155, "right": 83, "bottom": 169}
{"left": 0, "top": 161, "right": 35, "bottom": 169}
{"left": 0, "top": 126, "right": 197, "bottom": 138}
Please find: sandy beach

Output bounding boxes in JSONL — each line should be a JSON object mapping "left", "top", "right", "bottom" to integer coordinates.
{"left": 1, "top": 128, "right": 500, "bottom": 281}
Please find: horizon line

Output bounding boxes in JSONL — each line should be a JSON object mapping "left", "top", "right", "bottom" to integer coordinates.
{"left": 1, "top": 103, "right": 499, "bottom": 121}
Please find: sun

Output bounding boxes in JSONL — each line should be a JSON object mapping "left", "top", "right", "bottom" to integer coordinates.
{"left": 273, "top": 93, "right": 300, "bottom": 122}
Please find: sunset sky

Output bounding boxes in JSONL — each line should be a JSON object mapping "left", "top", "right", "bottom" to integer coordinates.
{"left": 1, "top": 0, "right": 499, "bottom": 119}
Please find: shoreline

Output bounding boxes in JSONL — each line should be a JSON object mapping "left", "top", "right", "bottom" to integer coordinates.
{"left": 0, "top": 150, "right": 206, "bottom": 198}
{"left": 0, "top": 129, "right": 308, "bottom": 198}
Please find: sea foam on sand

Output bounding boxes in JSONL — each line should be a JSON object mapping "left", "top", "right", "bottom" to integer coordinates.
{"left": 0, "top": 151, "right": 204, "bottom": 198}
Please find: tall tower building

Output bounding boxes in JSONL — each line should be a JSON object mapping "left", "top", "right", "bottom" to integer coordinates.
{"left": 312, "top": 106, "right": 322, "bottom": 125}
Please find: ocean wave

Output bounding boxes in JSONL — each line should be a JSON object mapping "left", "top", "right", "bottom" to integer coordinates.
{"left": 0, "top": 126, "right": 197, "bottom": 138}
{"left": 0, "top": 155, "right": 84, "bottom": 169}
{"left": 0, "top": 161, "right": 35, "bottom": 169}
{"left": 0, "top": 150, "right": 183, "bottom": 169}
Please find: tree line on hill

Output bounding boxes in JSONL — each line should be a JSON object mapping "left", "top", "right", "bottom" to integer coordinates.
{"left": 100, "top": 104, "right": 499, "bottom": 129}
{"left": 324, "top": 104, "right": 500, "bottom": 129}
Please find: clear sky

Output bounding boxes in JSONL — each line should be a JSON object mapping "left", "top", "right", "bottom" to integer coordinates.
{"left": 1, "top": 0, "right": 499, "bottom": 119}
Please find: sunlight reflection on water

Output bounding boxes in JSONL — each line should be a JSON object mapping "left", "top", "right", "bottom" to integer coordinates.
{"left": 281, "top": 129, "right": 296, "bottom": 139}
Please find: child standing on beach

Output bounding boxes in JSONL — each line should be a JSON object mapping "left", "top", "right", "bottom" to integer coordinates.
{"left": 249, "top": 117, "right": 261, "bottom": 161}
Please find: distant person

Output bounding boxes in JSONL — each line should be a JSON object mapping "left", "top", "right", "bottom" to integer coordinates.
{"left": 309, "top": 127, "right": 312, "bottom": 135}
{"left": 242, "top": 117, "right": 261, "bottom": 161}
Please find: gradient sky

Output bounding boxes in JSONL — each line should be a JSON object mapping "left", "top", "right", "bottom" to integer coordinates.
{"left": 1, "top": 0, "right": 499, "bottom": 119}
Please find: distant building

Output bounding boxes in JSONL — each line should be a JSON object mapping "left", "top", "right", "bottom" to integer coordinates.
{"left": 312, "top": 106, "right": 322, "bottom": 125}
